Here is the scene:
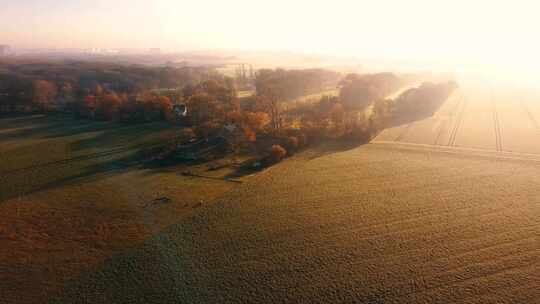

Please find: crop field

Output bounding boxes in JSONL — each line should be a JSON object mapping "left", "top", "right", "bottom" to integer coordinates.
{"left": 3, "top": 80, "right": 540, "bottom": 304}
{"left": 375, "top": 80, "right": 540, "bottom": 155}
{"left": 52, "top": 139, "right": 539, "bottom": 303}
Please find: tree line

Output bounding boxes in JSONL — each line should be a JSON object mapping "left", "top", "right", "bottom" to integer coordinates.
{"left": 0, "top": 61, "right": 214, "bottom": 116}
{"left": 0, "top": 60, "right": 457, "bottom": 163}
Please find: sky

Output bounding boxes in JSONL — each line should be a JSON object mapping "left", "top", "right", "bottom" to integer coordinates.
{"left": 1, "top": 0, "right": 540, "bottom": 74}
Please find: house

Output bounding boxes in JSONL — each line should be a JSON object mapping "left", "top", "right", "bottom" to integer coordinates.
{"left": 173, "top": 104, "right": 187, "bottom": 118}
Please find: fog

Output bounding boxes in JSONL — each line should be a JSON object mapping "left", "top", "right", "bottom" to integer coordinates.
{"left": 2, "top": 0, "right": 540, "bottom": 89}
{"left": 2, "top": 0, "right": 539, "bottom": 71}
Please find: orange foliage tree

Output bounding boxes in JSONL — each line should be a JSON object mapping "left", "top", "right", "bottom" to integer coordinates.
{"left": 32, "top": 80, "right": 57, "bottom": 111}
{"left": 96, "top": 93, "right": 123, "bottom": 120}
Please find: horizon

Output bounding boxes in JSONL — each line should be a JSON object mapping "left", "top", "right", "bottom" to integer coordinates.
{"left": 2, "top": 1, "right": 539, "bottom": 57}
{"left": 3, "top": 1, "right": 540, "bottom": 82}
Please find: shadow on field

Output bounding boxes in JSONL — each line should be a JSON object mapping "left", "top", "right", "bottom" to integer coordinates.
{"left": 72, "top": 121, "right": 171, "bottom": 151}
{"left": 0, "top": 114, "right": 176, "bottom": 203}
{"left": 303, "top": 140, "right": 367, "bottom": 161}
{"left": 384, "top": 110, "right": 440, "bottom": 129}
{"left": 0, "top": 114, "right": 172, "bottom": 145}
{"left": 48, "top": 218, "right": 210, "bottom": 304}
{"left": 0, "top": 148, "right": 142, "bottom": 203}
{"left": 0, "top": 114, "right": 114, "bottom": 142}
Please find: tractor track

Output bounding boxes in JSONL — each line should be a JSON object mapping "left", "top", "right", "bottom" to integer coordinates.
{"left": 447, "top": 95, "right": 467, "bottom": 147}
{"left": 520, "top": 101, "right": 540, "bottom": 131}
{"left": 433, "top": 95, "right": 462, "bottom": 145}
{"left": 492, "top": 95, "right": 503, "bottom": 152}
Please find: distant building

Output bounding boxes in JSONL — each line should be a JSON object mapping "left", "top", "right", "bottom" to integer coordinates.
{"left": 0, "top": 45, "right": 10, "bottom": 56}
{"left": 85, "top": 48, "right": 119, "bottom": 55}
{"left": 173, "top": 104, "right": 188, "bottom": 118}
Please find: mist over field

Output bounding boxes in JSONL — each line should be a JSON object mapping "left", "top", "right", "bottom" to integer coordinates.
{"left": 1, "top": 1, "right": 539, "bottom": 304}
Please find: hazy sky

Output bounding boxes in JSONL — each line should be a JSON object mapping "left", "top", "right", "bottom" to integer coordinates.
{"left": 1, "top": 0, "right": 539, "bottom": 67}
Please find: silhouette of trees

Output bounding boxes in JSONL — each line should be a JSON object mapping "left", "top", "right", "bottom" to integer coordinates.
{"left": 339, "top": 73, "right": 401, "bottom": 111}
{"left": 254, "top": 69, "right": 340, "bottom": 132}
{"left": 391, "top": 81, "right": 457, "bottom": 117}
{"left": 255, "top": 68, "right": 340, "bottom": 101}
{"left": 255, "top": 93, "right": 282, "bottom": 132}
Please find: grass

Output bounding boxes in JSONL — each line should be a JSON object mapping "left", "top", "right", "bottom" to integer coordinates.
{"left": 0, "top": 114, "right": 240, "bottom": 304}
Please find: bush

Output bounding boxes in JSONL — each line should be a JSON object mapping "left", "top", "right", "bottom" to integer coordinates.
{"left": 179, "top": 128, "right": 196, "bottom": 143}
{"left": 296, "top": 133, "right": 308, "bottom": 148}
{"left": 243, "top": 127, "right": 257, "bottom": 142}
{"left": 269, "top": 144, "right": 287, "bottom": 163}
{"left": 284, "top": 136, "right": 299, "bottom": 152}
{"left": 196, "top": 121, "right": 222, "bottom": 138}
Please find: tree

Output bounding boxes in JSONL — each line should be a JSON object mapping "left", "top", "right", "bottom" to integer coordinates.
{"left": 256, "top": 91, "right": 282, "bottom": 132}
{"left": 136, "top": 92, "right": 173, "bottom": 122}
{"left": 158, "top": 96, "right": 174, "bottom": 121}
{"left": 96, "top": 93, "right": 123, "bottom": 120}
{"left": 32, "top": 80, "right": 57, "bottom": 111}
{"left": 94, "top": 84, "right": 104, "bottom": 96}
{"left": 187, "top": 93, "right": 220, "bottom": 125}
{"left": 0, "top": 75, "right": 32, "bottom": 113}
{"left": 244, "top": 111, "right": 270, "bottom": 133}
{"left": 269, "top": 144, "right": 287, "bottom": 163}
{"left": 255, "top": 68, "right": 340, "bottom": 102}
{"left": 59, "top": 82, "right": 75, "bottom": 109}
{"left": 330, "top": 103, "right": 345, "bottom": 125}
{"left": 339, "top": 73, "right": 400, "bottom": 111}
{"left": 243, "top": 127, "right": 257, "bottom": 142}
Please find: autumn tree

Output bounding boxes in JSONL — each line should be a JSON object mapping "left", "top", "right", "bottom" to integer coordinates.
{"left": 94, "top": 84, "right": 104, "bottom": 96}
{"left": 96, "top": 93, "right": 123, "bottom": 120}
{"left": 256, "top": 90, "right": 282, "bottom": 132}
{"left": 136, "top": 93, "right": 173, "bottom": 121}
{"left": 59, "top": 82, "right": 76, "bottom": 109}
{"left": 243, "top": 111, "right": 270, "bottom": 133}
{"left": 187, "top": 93, "right": 221, "bottom": 125}
{"left": 184, "top": 79, "right": 238, "bottom": 127}
{"left": 32, "top": 80, "right": 57, "bottom": 111}
{"left": 158, "top": 96, "right": 174, "bottom": 121}
{"left": 330, "top": 103, "right": 345, "bottom": 125}
{"left": 78, "top": 95, "right": 97, "bottom": 118}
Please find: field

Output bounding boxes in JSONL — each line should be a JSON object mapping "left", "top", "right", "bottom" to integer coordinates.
{"left": 2, "top": 78, "right": 540, "bottom": 303}
{"left": 374, "top": 79, "right": 540, "bottom": 154}
{"left": 0, "top": 115, "right": 241, "bottom": 304}
{"left": 50, "top": 79, "right": 539, "bottom": 303}
{"left": 51, "top": 141, "right": 540, "bottom": 303}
